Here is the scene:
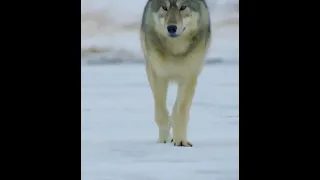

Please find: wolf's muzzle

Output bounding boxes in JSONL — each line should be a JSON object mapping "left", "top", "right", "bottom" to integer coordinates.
{"left": 167, "top": 25, "right": 178, "bottom": 37}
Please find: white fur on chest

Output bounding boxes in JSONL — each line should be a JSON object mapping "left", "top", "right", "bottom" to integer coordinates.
{"left": 148, "top": 50, "right": 205, "bottom": 81}
{"left": 164, "top": 37, "right": 191, "bottom": 56}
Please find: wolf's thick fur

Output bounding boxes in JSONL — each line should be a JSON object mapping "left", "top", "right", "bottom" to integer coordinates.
{"left": 140, "top": 0, "right": 211, "bottom": 147}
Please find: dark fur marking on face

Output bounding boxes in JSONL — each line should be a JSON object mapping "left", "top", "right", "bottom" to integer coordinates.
{"left": 151, "top": 0, "right": 169, "bottom": 12}
{"left": 169, "top": 0, "right": 176, "bottom": 3}
{"left": 186, "top": 0, "right": 200, "bottom": 12}
{"left": 151, "top": 0, "right": 161, "bottom": 12}
{"left": 151, "top": 0, "right": 204, "bottom": 12}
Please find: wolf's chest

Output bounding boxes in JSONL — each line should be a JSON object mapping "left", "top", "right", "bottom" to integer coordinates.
{"left": 162, "top": 38, "right": 193, "bottom": 56}
{"left": 151, "top": 55, "right": 204, "bottom": 80}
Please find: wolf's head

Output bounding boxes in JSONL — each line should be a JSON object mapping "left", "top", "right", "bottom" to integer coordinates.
{"left": 151, "top": 0, "right": 203, "bottom": 38}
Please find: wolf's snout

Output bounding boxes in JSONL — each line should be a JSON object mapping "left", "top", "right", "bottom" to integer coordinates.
{"left": 167, "top": 25, "right": 177, "bottom": 34}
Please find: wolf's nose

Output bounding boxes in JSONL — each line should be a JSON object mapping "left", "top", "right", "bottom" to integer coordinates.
{"left": 167, "top": 25, "right": 177, "bottom": 34}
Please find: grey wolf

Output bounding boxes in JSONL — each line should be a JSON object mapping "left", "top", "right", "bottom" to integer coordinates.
{"left": 140, "top": 0, "right": 211, "bottom": 147}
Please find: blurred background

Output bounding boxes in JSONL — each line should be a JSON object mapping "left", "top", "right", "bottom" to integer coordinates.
{"left": 81, "top": 0, "right": 238, "bottom": 65}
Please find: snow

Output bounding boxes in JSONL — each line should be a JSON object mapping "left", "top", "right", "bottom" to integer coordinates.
{"left": 81, "top": 64, "right": 239, "bottom": 180}
{"left": 81, "top": 0, "right": 239, "bottom": 64}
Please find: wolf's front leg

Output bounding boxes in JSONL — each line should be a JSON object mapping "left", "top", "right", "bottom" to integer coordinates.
{"left": 146, "top": 65, "right": 171, "bottom": 143}
{"left": 153, "top": 77, "right": 171, "bottom": 143}
{"left": 172, "top": 78, "right": 197, "bottom": 147}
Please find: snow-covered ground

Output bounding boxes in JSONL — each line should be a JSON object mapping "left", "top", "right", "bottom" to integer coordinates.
{"left": 81, "top": 0, "right": 239, "bottom": 64}
{"left": 81, "top": 64, "right": 239, "bottom": 180}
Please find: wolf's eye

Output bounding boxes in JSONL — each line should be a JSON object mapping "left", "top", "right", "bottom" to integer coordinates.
{"left": 180, "top": 6, "right": 187, "bottom": 11}
{"left": 162, "top": 6, "right": 168, "bottom": 11}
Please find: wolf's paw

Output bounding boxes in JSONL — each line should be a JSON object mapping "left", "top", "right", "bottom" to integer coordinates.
{"left": 157, "top": 139, "right": 170, "bottom": 143}
{"left": 171, "top": 139, "right": 193, "bottom": 147}
{"left": 158, "top": 139, "right": 170, "bottom": 143}
{"left": 157, "top": 132, "right": 172, "bottom": 144}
